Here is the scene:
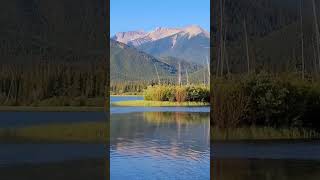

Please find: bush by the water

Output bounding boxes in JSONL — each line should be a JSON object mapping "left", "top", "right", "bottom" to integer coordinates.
{"left": 144, "top": 85, "right": 210, "bottom": 102}
{"left": 212, "top": 73, "right": 320, "bottom": 130}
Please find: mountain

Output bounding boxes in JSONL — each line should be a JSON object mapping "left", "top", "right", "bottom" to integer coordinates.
{"left": 110, "top": 40, "right": 177, "bottom": 82}
{"left": 112, "top": 31, "right": 147, "bottom": 46}
{"left": 159, "top": 56, "right": 204, "bottom": 74}
{"left": 112, "top": 25, "right": 210, "bottom": 63}
{"left": 110, "top": 40, "right": 207, "bottom": 83}
{"left": 113, "top": 27, "right": 182, "bottom": 46}
{"left": 0, "top": 0, "right": 106, "bottom": 62}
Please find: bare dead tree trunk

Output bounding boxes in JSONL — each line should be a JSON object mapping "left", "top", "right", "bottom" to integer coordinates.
{"left": 216, "top": 0, "right": 223, "bottom": 77}
{"left": 225, "top": 46, "right": 230, "bottom": 75}
{"left": 5, "top": 67, "right": 14, "bottom": 104}
{"left": 223, "top": 24, "right": 230, "bottom": 75}
{"left": 178, "top": 62, "right": 181, "bottom": 85}
{"left": 153, "top": 63, "right": 161, "bottom": 85}
{"left": 221, "top": 23, "right": 228, "bottom": 76}
{"left": 206, "top": 56, "right": 210, "bottom": 82}
{"left": 313, "top": 36, "right": 318, "bottom": 75}
{"left": 300, "top": 0, "right": 305, "bottom": 79}
{"left": 203, "top": 60, "right": 207, "bottom": 84}
{"left": 220, "top": 39, "right": 224, "bottom": 77}
{"left": 312, "top": 0, "right": 320, "bottom": 73}
{"left": 185, "top": 69, "right": 189, "bottom": 85}
{"left": 220, "top": 0, "right": 225, "bottom": 77}
{"left": 243, "top": 19, "right": 250, "bottom": 74}
{"left": 293, "top": 48, "right": 298, "bottom": 73}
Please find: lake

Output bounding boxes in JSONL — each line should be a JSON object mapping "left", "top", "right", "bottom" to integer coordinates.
{"left": 1, "top": 96, "right": 319, "bottom": 179}
{"left": 0, "top": 112, "right": 106, "bottom": 128}
{"left": 110, "top": 96, "right": 210, "bottom": 180}
{"left": 0, "top": 111, "right": 106, "bottom": 179}
{"left": 113, "top": 96, "right": 320, "bottom": 180}
{"left": 212, "top": 139, "right": 320, "bottom": 179}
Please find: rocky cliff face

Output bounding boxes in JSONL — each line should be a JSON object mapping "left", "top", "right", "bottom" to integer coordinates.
{"left": 112, "top": 25, "right": 210, "bottom": 63}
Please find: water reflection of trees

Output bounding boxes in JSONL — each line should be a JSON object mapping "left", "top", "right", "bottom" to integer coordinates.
{"left": 111, "top": 112, "right": 210, "bottom": 139}
{"left": 143, "top": 112, "right": 208, "bottom": 125}
{"left": 110, "top": 112, "right": 210, "bottom": 161}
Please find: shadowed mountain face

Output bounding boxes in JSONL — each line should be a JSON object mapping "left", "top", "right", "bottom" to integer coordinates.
{"left": 159, "top": 56, "right": 204, "bottom": 74}
{"left": 112, "top": 25, "right": 210, "bottom": 63}
{"left": 110, "top": 40, "right": 177, "bottom": 82}
{"left": 1, "top": 0, "right": 106, "bottom": 59}
{"left": 110, "top": 40, "right": 208, "bottom": 83}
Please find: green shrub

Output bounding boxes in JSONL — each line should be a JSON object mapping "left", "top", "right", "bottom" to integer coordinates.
{"left": 189, "top": 85, "right": 210, "bottom": 102}
{"left": 243, "top": 73, "right": 290, "bottom": 126}
{"left": 144, "top": 85, "right": 209, "bottom": 102}
{"left": 211, "top": 73, "right": 320, "bottom": 130}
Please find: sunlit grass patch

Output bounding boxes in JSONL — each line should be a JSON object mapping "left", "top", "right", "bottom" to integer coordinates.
{"left": 211, "top": 127, "right": 320, "bottom": 140}
{"left": 0, "top": 106, "right": 105, "bottom": 112}
{"left": 0, "top": 122, "right": 108, "bottom": 143}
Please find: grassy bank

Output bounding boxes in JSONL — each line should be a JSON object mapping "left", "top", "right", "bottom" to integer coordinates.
{"left": 0, "top": 122, "right": 108, "bottom": 143}
{"left": 0, "top": 106, "right": 105, "bottom": 112}
{"left": 111, "top": 100, "right": 209, "bottom": 107}
{"left": 211, "top": 127, "right": 320, "bottom": 140}
{"left": 0, "top": 97, "right": 106, "bottom": 112}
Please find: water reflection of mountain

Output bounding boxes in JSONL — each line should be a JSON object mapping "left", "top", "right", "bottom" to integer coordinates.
{"left": 110, "top": 112, "right": 210, "bottom": 160}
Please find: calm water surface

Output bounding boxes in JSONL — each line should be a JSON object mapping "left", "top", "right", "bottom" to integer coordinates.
{"left": 0, "top": 111, "right": 106, "bottom": 178}
{"left": 212, "top": 140, "right": 320, "bottom": 179}
{"left": 212, "top": 159, "right": 320, "bottom": 180}
{"left": 110, "top": 96, "right": 210, "bottom": 180}
{"left": 1, "top": 96, "right": 319, "bottom": 179}
{"left": 0, "top": 112, "right": 105, "bottom": 128}
{"left": 111, "top": 112, "right": 210, "bottom": 180}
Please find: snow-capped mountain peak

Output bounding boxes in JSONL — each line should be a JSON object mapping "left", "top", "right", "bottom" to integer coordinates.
{"left": 113, "top": 31, "right": 147, "bottom": 44}
{"left": 111, "top": 25, "right": 210, "bottom": 63}
{"left": 147, "top": 27, "right": 181, "bottom": 41}
{"left": 112, "top": 25, "right": 209, "bottom": 46}
{"left": 182, "top": 25, "right": 210, "bottom": 38}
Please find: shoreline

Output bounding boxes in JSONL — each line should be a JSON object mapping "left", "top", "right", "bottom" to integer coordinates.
{"left": 110, "top": 95, "right": 143, "bottom": 97}
{"left": 211, "top": 127, "right": 320, "bottom": 140}
{"left": 0, "top": 106, "right": 105, "bottom": 112}
{"left": 111, "top": 100, "right": 210, "bottom": 107}
{"left": 0, "top": 122, "right": 108, "bottom": 143}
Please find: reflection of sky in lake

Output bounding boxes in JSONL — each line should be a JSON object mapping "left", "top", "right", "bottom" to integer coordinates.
{"left": 111, "top": 112, "right": 210, "bottom": 180}
{"left": 111, "top": 96, "right": 144, "bottom": 102}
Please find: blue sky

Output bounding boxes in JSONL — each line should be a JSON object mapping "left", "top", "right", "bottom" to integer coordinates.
{"left": 110, "top": 0, "right": 210, "bottom": 36}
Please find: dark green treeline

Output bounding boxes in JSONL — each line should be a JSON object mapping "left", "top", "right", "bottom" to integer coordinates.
{"left": 0, "top": 0, "right": 107, "bottom": 106}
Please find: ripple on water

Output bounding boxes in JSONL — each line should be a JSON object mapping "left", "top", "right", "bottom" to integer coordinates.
{"left": 110, "top": 111, "right": 210, "bottom": 180}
